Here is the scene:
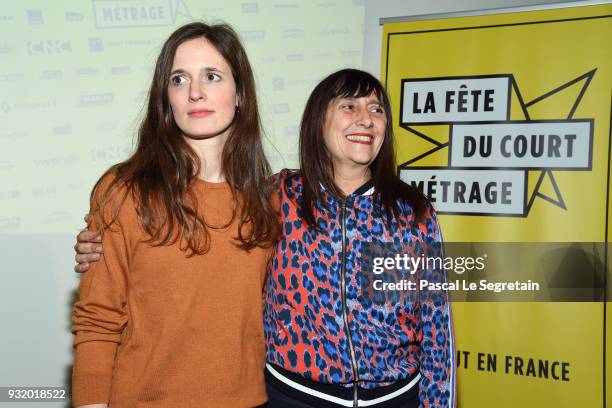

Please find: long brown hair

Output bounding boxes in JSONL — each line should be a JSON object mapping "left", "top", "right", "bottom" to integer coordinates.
{"left": 91, "top": 22, "right": 277, "bottom": 253}
{"left": 299, "top": 69, "right": 428, "bottom": 227}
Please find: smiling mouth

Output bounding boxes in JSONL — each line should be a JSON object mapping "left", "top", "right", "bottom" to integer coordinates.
{"left": 346, "top": 134, "right": 373, "bottom": 144}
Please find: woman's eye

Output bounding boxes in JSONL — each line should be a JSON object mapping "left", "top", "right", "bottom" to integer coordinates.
{"left": 205, "top": 72, "right": 221, "bottom": 82}
{"left": 341, "top": 104, "right": 354, "bottom": 110}
{"left": 371, "top": 106, "right": 384, "bottom": 113}
{"left": 170, "top": 75, "right": 189, "bottom": 86}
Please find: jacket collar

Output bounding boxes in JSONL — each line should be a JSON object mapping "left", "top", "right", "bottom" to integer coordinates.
{"left": 352, "top": 179, "right": 375, "bottom": 196}
{"left": 319, "top": 178, "right": 375, "bottom": 197}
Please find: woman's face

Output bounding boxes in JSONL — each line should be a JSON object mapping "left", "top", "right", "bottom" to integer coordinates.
{"left": 167, "top": 37, "right": 237, "bottom": 141}
{"left": 322, "top": 92, "right": 386, "bottom": 171}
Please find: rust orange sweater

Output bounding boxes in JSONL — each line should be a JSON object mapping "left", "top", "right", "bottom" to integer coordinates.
{"left": 72, "top": 177, "right": 271, "bottom": 407}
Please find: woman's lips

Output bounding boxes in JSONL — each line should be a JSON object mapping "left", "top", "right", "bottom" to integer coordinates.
{"left": 188, "top": 110, "right": 213, "bottom": 118}
{"left": 346, "top": 133, "right": 373, "bottom": 145}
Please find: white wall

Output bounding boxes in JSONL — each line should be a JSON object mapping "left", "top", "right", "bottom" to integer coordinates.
{"left": 362, "top": 0, "right": 581, "bottom": 77}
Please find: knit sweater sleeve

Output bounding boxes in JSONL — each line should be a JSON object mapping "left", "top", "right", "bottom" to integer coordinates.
{"left": 71, "top": 175, "right": 131, "bottom": 406}
{"left": 418, "top": 206, "right": 456, "bottom": 408}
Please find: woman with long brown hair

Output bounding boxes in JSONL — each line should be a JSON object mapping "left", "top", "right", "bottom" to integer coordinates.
{"left": 71, "top": 22, "right": 277, "bottom": 408}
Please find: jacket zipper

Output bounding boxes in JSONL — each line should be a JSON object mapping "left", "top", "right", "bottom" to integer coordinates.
{"left": 341, "top": 198, "right": 359, "bottom": 407}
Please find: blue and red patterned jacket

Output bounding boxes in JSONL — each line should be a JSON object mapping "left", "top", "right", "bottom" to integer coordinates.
{"left": 264, "top": 170, "right": 456, "bottom": 407}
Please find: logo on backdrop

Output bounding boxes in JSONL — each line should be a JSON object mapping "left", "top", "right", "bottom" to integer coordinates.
{"left": 92, "top": 0, "right": 192, "bottom": 29}
{"left": 398, "top": 71, "right": 595, "bottom": 216}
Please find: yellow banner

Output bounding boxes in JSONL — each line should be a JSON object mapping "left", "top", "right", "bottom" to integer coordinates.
{"left": 382, "top": 4, "right": 611, "bottom": 407}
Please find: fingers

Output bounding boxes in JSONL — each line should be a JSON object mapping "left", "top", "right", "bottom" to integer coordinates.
{"left": 75, "top": 253, "right": 100, "bottom": 263}
{"left": 74, "top": 262, "right": 90, "bottom": 273}
{"left": 74, "top": 248, "right": 101, "bottom": 274}
{"left": 74, "top": 215, "right": 101, "bottom": 274}
{"left": 77, "top": 229, "right": 102, "bottom": 243}
{"left": 74, "top": 241, "right": 103, "bottom": 255}
{"left": 74, "top": 251, "right": 100, "bottom": 274}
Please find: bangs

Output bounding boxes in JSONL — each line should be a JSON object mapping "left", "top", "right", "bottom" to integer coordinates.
{"left": 332, "top": 70, "right": 385, "bottom": 100}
